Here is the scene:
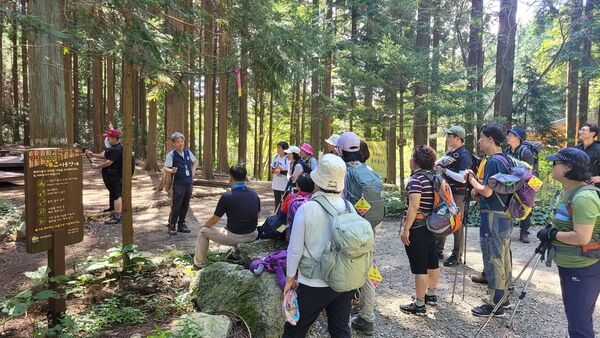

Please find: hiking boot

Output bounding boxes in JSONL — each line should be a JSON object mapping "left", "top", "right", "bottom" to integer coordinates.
{"left": 226, "top": 249, "right": 243, "bottom": 264}
{"left": 471, "top": 272, "right": 488, "bottom": 284}
{"left": 412, "top": 295, "right": 437, "bottom": 306}
{"left": 351, "top": 315, "right": 374, "bottom": 336}
{"left": 168, "top": 224, "right": 177, "bottom": 235}
{"left": 400, "top": 302, "right": 426, "bottom": 316}
{"left": 480, "top": 296, "right": 512, "bottom": 310}
{"left": 471, "top": 304, "right": 506, "bottom": 317}
{"left": 177, "top": 223, "right": 191, "bottom": 233}
{"left": 519, "top": 233, "right": 530, "bottom": 243}
{"left": 443, "top": 254, "right": 460, "bottom": 267}
{"left": 105, "top": 216, "right": 122, "bottom": 225}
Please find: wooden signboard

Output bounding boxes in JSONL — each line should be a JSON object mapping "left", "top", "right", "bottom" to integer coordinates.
{"left": 25, "top": 148, "right": 84, "bottom": 253}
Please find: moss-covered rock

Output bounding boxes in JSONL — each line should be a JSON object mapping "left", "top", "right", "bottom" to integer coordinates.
{"left": 170, "top": 312, "right": 232, "bottom": 338}
{"left": 236, "top": 239, "right": 286, "bottom": 264}
{"left": 190, "top": 262, "right": 285, "bottom": 338}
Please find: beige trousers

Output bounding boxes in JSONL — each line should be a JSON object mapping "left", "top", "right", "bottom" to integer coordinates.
{"left": 193, "top": 226, "right": 257, "bottom": 266}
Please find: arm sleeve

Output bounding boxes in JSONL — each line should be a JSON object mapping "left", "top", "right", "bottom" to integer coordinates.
{"left": 286, "top": 205, "right": 307, "bottom": 277}
{"left": 214, "top": 195, "right": 227, "bottom": 217}
{"left": 444, "top": 168, "right": 467, "bottom": 183}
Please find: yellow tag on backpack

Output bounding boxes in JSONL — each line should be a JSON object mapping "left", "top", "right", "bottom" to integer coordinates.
{"left": 368, "top": 265, "right": 382, "bottom": 287}
{"left": 354, "top": 197, "right": 372, "bottom": 216}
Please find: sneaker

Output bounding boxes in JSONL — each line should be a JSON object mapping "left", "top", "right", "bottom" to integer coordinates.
{"left": 519, "top": 233, "right": 530, "bottom": 243}
{"left": 443, "top": 254, "right": 460, "bottom": 267}
{"left": 471, "top": 304, "right": 506, "bottom": 317}
{"left": 226, "top": 250, "right": 243, "bottom": 264}
{"left": 168, "top": 224, "right": 177, "bottom": 235}
{"left": 400, "top": 302, "right": 426, "bottom": 316}
{"left": 177, "top": 223, "right": 191, "bottom": 233}
{"left": 471, "top": 273, "right": 488, "bottom": 284}
{"left": 480, "top": 296, "right": 512, "bottom": 310}
{"left": 104, "top": 216, "right": 122, "bottom": 225}
{"left": 102, "top": 207, "right": 114, "bottom": 213}
{"left": 351, "top": 315, "right": 374, "bottom": 336}
{"left": 412, "top": 295, "right": 437, "bottom": 306}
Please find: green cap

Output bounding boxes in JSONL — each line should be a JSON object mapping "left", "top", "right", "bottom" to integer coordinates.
{"left": 444, "top": 126, "right": 466, "bottom": 140}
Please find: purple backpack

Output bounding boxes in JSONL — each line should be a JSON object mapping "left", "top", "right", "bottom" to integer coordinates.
{"left": 286, "top": 193, "right": 312, "bottom": 241}
{"left": 249, "top": 249, "right": 287, "bottom": 289}
{"left": 489, "top": 154, "right": 537, "bottom": 220}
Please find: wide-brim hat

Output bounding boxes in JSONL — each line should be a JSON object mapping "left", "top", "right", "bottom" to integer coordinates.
{"left": 310, "top": 154, "right": 346, "bottom": 192}
{"left": 300, "top": 143, "right": 314, "bottom": 155}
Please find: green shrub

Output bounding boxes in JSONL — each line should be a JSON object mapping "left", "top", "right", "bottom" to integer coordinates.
{"left": 384, "top": 190, "right": 406, "bottom": 220}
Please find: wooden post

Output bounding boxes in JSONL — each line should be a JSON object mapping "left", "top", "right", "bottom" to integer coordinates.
{"left": 47, "top": 229, "right": 66, "bottom": 325}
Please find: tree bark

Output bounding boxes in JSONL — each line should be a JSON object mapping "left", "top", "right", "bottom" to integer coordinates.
{"left": 27, "top": 0, "right": 67, "bottom": 146}
{"left": 578, "top": 0, "right": 594, "bottom": 124}
{"left": 21, "top": 0, "right": 29, "bottom": 146}
{"left": 493, "top": 0, "right": 517, "bottom": 127}
{"left": 73, "top": 53, "right": 80, "bottom": 144}
{"left": 106, "top": 55, "right": 115, "bottom": 124}
{"left": 145, "top": 97, "right": 160, "bottom": 171}
{"left": 566, "top": 0, "right": 583, "bottom": 145}
{"left": 385, "top": 88, "right": 397, "bottom": 184}
{"left": 466, "top": 0, "right": 483, "bottom": 153}
{"left": 91, "top": 54, "right": 103, "bottom": 152}
{"left": 413, "top": 0, "right": 431, "bottom": 146}
{"left": 11, "top": 2, "right": 19, "bottom": 142}
{"left": 238, "top": 45, "right": 248, "bottom": 164}
{"left": 0, "top": 14, "right": 4, "bottom": 146}
{"left": 217, "top": 0, "right": 229, "bottom": 173}
{"left": 202, "top": 0, "right": 215, "bottom": 179}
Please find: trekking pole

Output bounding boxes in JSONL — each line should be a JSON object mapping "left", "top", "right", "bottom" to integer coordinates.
{"left": 504, "top": 241, "right": 549, "bottom": 330}
{"left": 450, "top": 191, "right": 471, "bottom": 303}
{"left": 474, "top": 241, "right": 549, "bottom": 337}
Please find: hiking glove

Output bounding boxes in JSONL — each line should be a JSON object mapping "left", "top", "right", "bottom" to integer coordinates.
{"left": 537, "top": 227, "right": 558, "bottom": 242}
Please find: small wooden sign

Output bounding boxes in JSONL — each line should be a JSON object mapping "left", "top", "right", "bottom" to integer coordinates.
{"left": 25, "top": 148, "right": 84, "bottom": 253}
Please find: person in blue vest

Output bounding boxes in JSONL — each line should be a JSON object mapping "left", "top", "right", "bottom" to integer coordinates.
{"left": 164, "top": 132, "right": 198, "bottom": 235}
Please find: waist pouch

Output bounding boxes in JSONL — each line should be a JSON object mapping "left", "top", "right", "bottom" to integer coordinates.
{"left": 552, "top": 242, "right": 600, "bottom": 259}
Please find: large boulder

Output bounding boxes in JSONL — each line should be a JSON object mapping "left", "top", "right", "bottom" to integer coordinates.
{"left": 236, "top": 239, "right": 286, "bottom": 264}
{"left": 190, "top": 262, "right": 285, "bottom": 338}
{"left": 170, "top": 312, "right": 233, "bottom": 338}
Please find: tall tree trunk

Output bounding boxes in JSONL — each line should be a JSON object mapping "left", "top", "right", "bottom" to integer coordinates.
{"left": 63, "top": 52, "right": 73, "bottom": 144}
{"left": 309, "top": 0, "right": 320, "bottom": 148}
{"left": 11, "top": 2, "right": 19, "bottom": 142}
{"left": 429, "top": 0, "right": 441, "bottom": 151}
{"left": 238, "top": 45, "right": 248, "bottom": 164}
{"left": 578, "top": 0, "right": 594, "bottom": 124}
{"left": 466, "top": 0, "right": 483, "bottom": 153}
{"left": 21, "top": 0, "right": 29, "bottom": 145}
{"left": 413, "top": 0, "right": 431, "bottom": 146}
{"left": 73, "top": 53, "right": 80, "bottom": 144}
{"left": 217, "top": 0, "right": 229, "bottom": 173}
{"left": 202, "top": 0, "right": 215, "bottom": 179}
{"left": 566, "top": 0, "right": 583, "bottom": 145}
{"left": 258, "top": 89, "right": 265, "bottom": 178}
{"left": 121, "top": 59, "right": 134, "bottom": 248}
{"left": 106, "top": 55, "right": 115, "bottom": 124}
{"left": 267, "top": 92, "right": 273, "bottom": 181}
{"left": 137, "top": 71, "right": 146, "bottom": 159}
{"left": 28, "top": 0, "right": 67, "bottom": 146}
{"left": 0, "top": 14, "right": 4, "bottom": 146}
{"left": 91, "top": 54, "right": 103, "bottom": 152}
{"left": 385, "top": 88, "right": 397, "bottom": 184}
{"left": 320, "top": 0, "right": 333, "bottom": 154}
{"left": 398, "top": 89, "right": 406, "bottom": 189}
{"left": 494, "top": 0, "right": 517, "bottom": 126}
{"left": 253, "top": 85, "right": 258, "bottom": 176}
{"left": 189, "top": 59, "right": 196, "bottom": 154}
{"left": 145, "top": 97, "right": 159, "bottom": 171}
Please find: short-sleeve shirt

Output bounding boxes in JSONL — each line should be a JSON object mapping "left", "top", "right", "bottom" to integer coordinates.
{"left": 104, "top": 142, "right": 123, "bottom": 174}
{"left": 552, "top": 188, "right": 600, "bottom": 268}
{"left": 480, "top": 153, "right": 512, "bottom": 211}
{"left": 214, "top": 185, "right": 261, "bottom": 234}
{"left": 271, "top": 154, "right": 289, "bottom": 191}
{"left": 443, "top": 146, "right": 472, "bottom": 191}
{"left": 406, "top": 171, "right": 435, "bottom": 216}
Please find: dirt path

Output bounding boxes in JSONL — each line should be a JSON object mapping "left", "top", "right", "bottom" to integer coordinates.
{"left": 1, "top": 163, "right": 599, "bottom": 337}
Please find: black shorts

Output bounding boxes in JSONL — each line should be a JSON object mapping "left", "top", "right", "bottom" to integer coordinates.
{"left": 405, "top": 224, "right": 439, "bottom": 274}
{"left": 104, "top": 170, "right": 122, "bottom": 200}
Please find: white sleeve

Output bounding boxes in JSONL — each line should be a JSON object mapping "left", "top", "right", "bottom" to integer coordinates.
{"left": 286, "top": 205, "right": 306, "bottom": 277}
{"left": 444, "top": 168, "right": 467, "bottom": 183}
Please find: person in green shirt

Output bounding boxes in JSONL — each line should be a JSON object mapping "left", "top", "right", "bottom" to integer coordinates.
{"left": 538, "top": 147, "right": 600, "bottom": 338}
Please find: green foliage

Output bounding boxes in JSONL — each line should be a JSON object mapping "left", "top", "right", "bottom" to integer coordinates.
{"left": 384, "top": 190, "right": 406, "bottom": 220}
{"left": 0, "top": 198, "right": 14, "bottom": 217}
{"left": 71, "top": 297, "right": 147, "bottom": 333}
{"left": 80, "top": 244, "right": 154, "bottom": 273}
{"left": 0, "top": 266, "right": 60, "bottom": 321}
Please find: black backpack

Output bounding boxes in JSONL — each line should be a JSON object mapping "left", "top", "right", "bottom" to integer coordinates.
{"left": 518, "top": 141, "right": 541, "bottom": 175}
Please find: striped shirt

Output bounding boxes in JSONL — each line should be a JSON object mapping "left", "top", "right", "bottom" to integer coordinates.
{"left": 406, "top": 171, "right": 435, "bottom": 215}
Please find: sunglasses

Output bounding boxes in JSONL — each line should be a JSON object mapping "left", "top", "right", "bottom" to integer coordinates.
{"left": 552, "top": 161, "right": 566, "bottom": 166}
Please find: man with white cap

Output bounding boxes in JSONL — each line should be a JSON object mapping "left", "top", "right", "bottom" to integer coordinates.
{"left": 325, "top": 134, "right": 340, "bottom": 155}
{"left": 283, "top": 154, "right": 355, "bottom": 337}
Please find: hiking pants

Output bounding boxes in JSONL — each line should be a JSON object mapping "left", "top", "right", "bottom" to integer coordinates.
{"left": 193, "top": 227, "right": 257, "bottom": 267}
{"left": 480, "top": 211, "right": 512, "bottom": 295}
{"left": 169, "top": 183, "right": 192, "bottom": 226}
{"left": 282, "top": 284, "right": 354, "bottom": 338}
{"left": 558, "top": 260, "right": 600, "bottom": 338}
{"left": 519, "top": 212, "right": 532, "bottom": 236}
{"left": 358, "top": 277, "right": 376, "bottom": 322}
{"left": 435, "top": 191, "right": 467, "bottom": 256}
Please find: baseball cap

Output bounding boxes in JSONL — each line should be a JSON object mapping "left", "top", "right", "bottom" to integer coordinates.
{"left": 300, "top": 143, "right": 314, "bottom": 155}
{"left": 444, "top": 126, "right": 466, "bottom": 140}
{"left": 310, "top": 154, "right": 346, "bottom": 192}
{"left": 103, "top": 129, "right": 121, "bottom": 139}
{"left": 325, "top": 134, "right": 340, "bottom": 146}
{"left": 507, "top": 127, "right": 526, "bottom": 141}
{"left": 284, "top": 146, "right": 301, "bottom": 155}
{"left": 546, "top": 147, "right": 589, "bottom": 168}
{"left": 337, "top": 132, "right": 361, "bottom": 152}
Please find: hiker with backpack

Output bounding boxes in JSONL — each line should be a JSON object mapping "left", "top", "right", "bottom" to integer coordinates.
{"left": 505, "top": 127, "right": 538, "bottom": 243}
{"left": 435, "top": 125, "right": 472, "bottom": 267}
{"left": 336, "top": 131, "right": 384, "bottom": 334}
{"left": 576, "top": 122, "right": 600, "bottom": 188}
{"left": 279, "top": 174, "right": 314, "bottom": 241}
{"left": 399, "top": 145, "right": 442, "bottom": 316}
{"left": 464, "top": 124, "right": 514, "bottom": 317}
{"left": 300, "top": 143, "right": 318, "bottom": 171}
{"left": 538, "top": 147, "right": 600, "bottom": 338}
{"left": 271, "top": 141, "right": 290, "bottom": 212}
{"left": 285, "top": 146, "right": 310, "bottom": 191}
{"left": 283, "top": 154, "right": 374, "bottom": 337}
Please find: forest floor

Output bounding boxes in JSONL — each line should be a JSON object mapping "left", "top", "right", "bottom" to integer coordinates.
{"left": 0, "top": 159, "right": 599, "bottom": 337}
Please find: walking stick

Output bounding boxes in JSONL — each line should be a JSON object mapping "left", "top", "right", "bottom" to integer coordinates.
{"left": 474, "top": 241, "right": 549, "bottom": 337}
{"left": 451, "top": 190, "right": 471, "bottom": 303}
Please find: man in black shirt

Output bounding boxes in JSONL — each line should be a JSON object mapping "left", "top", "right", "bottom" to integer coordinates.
{"left": 193, "top": 165, "right": 260, "bottom": 269}
{"left": 576, "top": 122, "right": 600, "bottom": 188}
{"left": 435, "top": 126, "right": 472, "bottom": 267}
{"left": 86, "top": 129, "right": 124, "bottom": 225}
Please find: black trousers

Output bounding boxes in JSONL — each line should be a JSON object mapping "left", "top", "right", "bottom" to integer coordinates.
{"left": 282, "top": 284, "right": 354, "bottom": 338}
{"left": 169, "top": 183, "right": 192, "bottom": 226}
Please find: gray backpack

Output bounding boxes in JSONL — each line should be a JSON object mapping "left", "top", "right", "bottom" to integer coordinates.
{"left": 299, "top": 195, "right": 375, "bottom": 292}
{"left": 345, "top": 162, "right": 385, "bottom": 228}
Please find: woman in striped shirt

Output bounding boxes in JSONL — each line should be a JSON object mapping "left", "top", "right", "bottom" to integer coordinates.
{"left": 399, "top": 144, "right": 441, "bottom": 316}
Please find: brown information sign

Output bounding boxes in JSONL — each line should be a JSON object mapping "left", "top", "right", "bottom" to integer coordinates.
{"left": 25, "top": 148, "right": 84, "bottom": 253}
